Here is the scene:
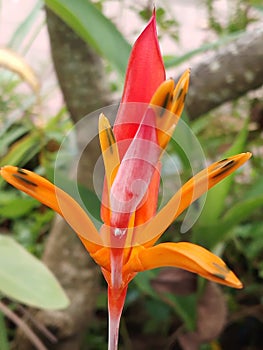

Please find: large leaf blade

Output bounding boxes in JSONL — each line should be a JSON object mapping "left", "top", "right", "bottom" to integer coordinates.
{"left": 0, "top": 235, "right": 69, "bottom": 309}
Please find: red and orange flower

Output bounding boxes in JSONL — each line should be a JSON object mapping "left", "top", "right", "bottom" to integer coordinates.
{"left": 0, "top": 11, "right": 251, "bottom": 350}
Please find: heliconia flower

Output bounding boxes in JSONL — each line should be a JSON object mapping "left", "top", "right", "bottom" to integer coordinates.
{"left": 0, "top": 11, "right": 251, "bottom": 350}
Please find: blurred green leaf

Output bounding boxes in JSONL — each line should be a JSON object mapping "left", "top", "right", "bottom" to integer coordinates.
{"left": 165, "top": 293, "right": 197, "bottom": 331}
{"left": 45, "top": 0, "right": 131, "bottom": 76}
{"left": 0, "top": 125, "right": 29, "bottom": 157}
{"left": 0, "top": 133, "right": 43, "bottom": 188}
{"left": 0, "top": 311, "right": 9, "bottom": 350}
{"left": 222, "top": 194, "right": 263, "bottom": 230}
{"left": 13, "top": 209, "right": 54, "bottom": 255}
{"left": 0, "top": 235, "right": 69, "bottom": 309}
{"left": 8, "top": 0, "right": 43, "bottom": 52}
{"left": 133, "top": 271, "right": 197, "bottom": 330}
{"left": 194, "top": 194, "right": 263, "bottom": 248}
{"left": 236, "top": 223, "right": 263, "bottom": 260}
{"left": 253, "top": 5, "right": 263, "bottom": 11}
{"left": 133, "top": 270, "right": 158, "bottom": 299}
{"left": 197, "top": 119, "right": 249, "bottom": 226}
{"left": 243, "top": 177, "right": 263, "bottom": 200}
{"left": 0, "top": 192, "right": 39, "bottom": 219}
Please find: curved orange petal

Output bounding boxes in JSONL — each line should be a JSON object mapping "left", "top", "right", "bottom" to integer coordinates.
{"left": 170, "top": 68, "right": 190, "bottom": 117}
{"left": 99, "top": 114, "right": 120, "bottom": 225}
{"left": 0, "top": 166, "right": 102, "bottom": 253}
{"left": 99, "top": 113, "right": 120, "bottom": 190}
{"left": 128, "top": 242, "right": 242, "bottom": 288}
{"left": 131, "top": 71, "right": 191, "bottom": 227}
{"left": 150, "top": 70, "right": 190, "bottom": 148}
{"left": 136, "top": 152, "right": 252, "bottom": 246}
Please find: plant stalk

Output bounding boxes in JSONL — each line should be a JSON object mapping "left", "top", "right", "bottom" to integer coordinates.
{"left": 108, "top": 285, "right": 127, "bottom": 350}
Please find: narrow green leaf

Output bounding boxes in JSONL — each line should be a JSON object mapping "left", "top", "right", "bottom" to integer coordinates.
{"left": 197, "top": 119, "right": 249, "bottom": 226}
{"left": 166, "top": 293, "right": 197, "bottom": 331}
{"left": 44, "top": 0, "right": 131, "bottom": 76}
{"left": 242, "top": 177, "right": 263, "bottom": 200}
{"left": 195, "top": 194, "right": 263, "bottom": 249}
{"left": 134, "top": 271, "right": 197, "bottom": 330}
{"left": 0, "top": 235, "right": 69, "bottom": 309}
{"left": 0, "top": 125, "right": 29, "bottom": 157}
{"left": 133, "top": 270, "right": 159, "bottom": 299}
{"left": 222, "top": 195, "right": 263, "bottom": 229}
{"left": 8, "top": 0, "right": 43, "bottom": 51}
{"left": 0, "top": 133, "right": 43, "bottom": 188}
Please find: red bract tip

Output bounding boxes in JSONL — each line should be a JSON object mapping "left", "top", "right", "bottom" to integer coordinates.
{"left": 114, "top": 11, "right": 166, "bottom": 155}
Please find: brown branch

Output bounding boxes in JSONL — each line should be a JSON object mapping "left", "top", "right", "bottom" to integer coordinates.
{"left": 0, "top": 301, "right": 47, "bottom": 350}
{"left": 184, "top": 25, "right": 263, "bottom": 119}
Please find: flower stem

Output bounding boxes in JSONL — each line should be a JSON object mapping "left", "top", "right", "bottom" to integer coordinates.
{"left": 108, "top": 286, "right": 127, "bottom": 350}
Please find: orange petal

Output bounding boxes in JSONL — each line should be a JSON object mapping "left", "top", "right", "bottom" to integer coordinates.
{"left": 150, "top": 69, "right": 190, "bottom": 149}
{"left": 150, "top": 78, "right": 174, "bottom": 108}
{"left": 99, "top": 114, "right": 120, "bottom": 225}
{"left": 99, "top": 113, "right": 120, "bottom": 190}
{"left": 129, "top": 242, "right": 242, "bottom": 289}
{"left": 0, "top": 166, "right": 102, "bottom": 253}
{"left": 135, "top": 152, "right": 252, "bottom": 246}
{"left": 171, "top": 68, "right": 190, "bottom": 117}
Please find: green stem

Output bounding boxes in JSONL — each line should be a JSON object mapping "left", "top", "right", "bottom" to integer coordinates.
{"left": 0, "top": 311, "right": 9, "bottom": 350}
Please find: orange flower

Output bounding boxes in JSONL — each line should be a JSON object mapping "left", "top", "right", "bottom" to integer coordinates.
{"left": 0, "top": 11, "right": 251, "bottom": 350}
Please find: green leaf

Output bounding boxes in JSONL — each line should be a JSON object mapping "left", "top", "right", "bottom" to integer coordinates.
{"left": 0, "top": 311, "right": 9, "bottom": 350}
{"left": 194, "top": 194, "right": 263, "bottom": 249}
{"left": 133, "top": 271, "right": 197, "bottom": 330}
{"left": 44, "top": 0, "right": 131, "bottom": 76}
{"left": 133, "top": 270, "right": 159, "bottom": 299}
{"left": 0, "top": 125, "right": 29, "bottom": 157}
{"left": 0, "top": 133, "right": 43, "bottom": 188}
{"left": 242, "top": 177, "right": 263, "bottom": 200}
{"left": 222, "top": 195, "right": 263, "bottom": 230}
{"left": 165, "top": 293, "right": 197, "bottom": 331}
{"left": 8, "top": 0, "right": 43, "bottom": 52}
{"left": 0, "top": 235, "right": 69, "bottom": 309}
{"left": 197, "top": 118, "right": 249, "bottom": 226}
{"left": 0, "top": 192, "right": 39, "bottom": 219}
